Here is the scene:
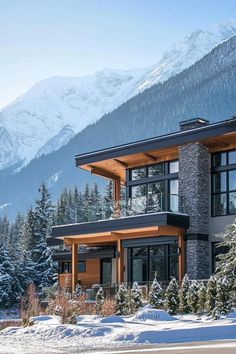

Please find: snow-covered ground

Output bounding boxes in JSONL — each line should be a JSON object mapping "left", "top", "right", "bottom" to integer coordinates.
{"left": 1, "top": 306, "right": 236, "bottom": 354}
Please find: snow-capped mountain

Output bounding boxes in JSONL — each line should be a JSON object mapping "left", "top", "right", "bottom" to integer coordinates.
{"left": 0, "top": 20, "right": 236, "bottom": 171}
{"left": 135, "top": 20, "right": 236, "bottom": 92}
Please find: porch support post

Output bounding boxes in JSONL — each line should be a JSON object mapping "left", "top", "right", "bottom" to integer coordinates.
{"left": 178, "top": 231, "right": 185, "bottom": 282}
{"left": 117, "top": 238, "right": 124, "bottom": 284}
{"left": 113, "top": 179, "right": 121, "bottom": 217}
{"left": 71, "top": 243, "right": 78, "bottom": 292}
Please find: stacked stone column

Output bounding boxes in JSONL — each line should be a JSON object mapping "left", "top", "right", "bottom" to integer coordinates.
{"left": 178, "top": 142, "right": 210, "bottom": 279}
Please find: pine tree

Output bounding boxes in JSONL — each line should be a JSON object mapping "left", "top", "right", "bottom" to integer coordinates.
{"left": 179, "top": 274, "right": 191, "bottom": 314}
{"left": 21, "top": 208, "right": 36, "bottom": 252}
{"left": 206, "top": 275, "right": 217, "bottom": 315}
{"left": 95, "top": 287, "right": 105, "bottom": 314}
{"left": 164, "top": 277, "right": 179, "bottom": 315}
{"left": 115, "top": 284, "right": 129, "bottom": 315}
{"left": 32, "top": 183, "right": 54, "bottom": 290}
{"left": 130, "top": 282, "right": 142, "bottom": 313}
{"left": 0, "top": 243, "right": 15, "bottom": 307}
{"left": 197, "top": 282, "right": 206, "bottom": 316}
{"left": 148, "top": 275, "right": 163, "bottom": 309}
{"left": 187, "top": 281, "right": 200, "bottom": 315}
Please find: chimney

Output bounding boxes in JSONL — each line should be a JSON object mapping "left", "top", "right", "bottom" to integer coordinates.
{"left": 179, "top": 117, "right": 209, "bottom": 131}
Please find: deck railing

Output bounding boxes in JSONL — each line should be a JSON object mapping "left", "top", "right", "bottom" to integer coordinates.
{"left": 83, "top": 193, "right": 185, "bottom": 223}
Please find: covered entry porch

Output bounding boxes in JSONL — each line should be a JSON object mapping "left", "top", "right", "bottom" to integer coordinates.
{"left": 51, "top": 212, "right": 189, "bottom": 291}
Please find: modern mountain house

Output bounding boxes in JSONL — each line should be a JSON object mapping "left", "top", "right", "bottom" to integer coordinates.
{"left": 49, "top": 117, "right": 236, "bottom": 291}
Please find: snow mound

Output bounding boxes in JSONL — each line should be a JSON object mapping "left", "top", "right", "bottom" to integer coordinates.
{"left": 226, "top": 311, "right": 236, "bottom": 319}
{"left": 133, "top": 305, "right": 176, "bottom": 322}
{"left": 31, "top": 315, "right": 61, "bottom": 325}
{"left": 99, "top": 315, "right": 125, "bottom": 324}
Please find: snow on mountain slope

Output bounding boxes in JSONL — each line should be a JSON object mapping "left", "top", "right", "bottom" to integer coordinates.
{"left": 35, "top": 125, "right": 75, "bottom": 159}
{"left": 0, "top": 68, "right": 148, "bottom": 170}
{"left": 0, "top": 20, "right": 236, "bottom": 171}
{"left": 134, "top": 20, "right": 236, "bottom": 93}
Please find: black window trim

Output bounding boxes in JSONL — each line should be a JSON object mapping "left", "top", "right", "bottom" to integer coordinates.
{"left": 211, "top": 149, "right": 236, "bottom": 217}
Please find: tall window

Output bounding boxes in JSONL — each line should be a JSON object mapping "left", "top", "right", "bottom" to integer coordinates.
{"left": 128, "top": 244, "right": 178, "bottom": 282}
{"left": 127, "top": 160, "right": 179, "bottom": 213}
{"left": 212, "top": 150, "right": 236, "bottom": 216}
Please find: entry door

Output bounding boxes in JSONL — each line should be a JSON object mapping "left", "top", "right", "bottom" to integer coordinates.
{"left": 101, "top": 259, "right": 112, "bottom": 285}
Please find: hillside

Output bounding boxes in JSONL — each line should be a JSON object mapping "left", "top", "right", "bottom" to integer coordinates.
{"left": 0, "top": 21, "right": 235, "bottom": 171}
{"left": 1, "top": 35, "right": 236, "bottom": 219}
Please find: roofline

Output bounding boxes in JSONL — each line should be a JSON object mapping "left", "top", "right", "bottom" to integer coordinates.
{"left": 75, "top": 117, "right": 236, "bottom": 167}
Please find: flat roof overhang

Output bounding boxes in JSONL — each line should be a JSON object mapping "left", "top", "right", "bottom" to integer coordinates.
{"left": 75, "top": 118, "right": 236, "bottom": 182}
{"left": 49, "top": 212, "right": 190, "bottom": 246}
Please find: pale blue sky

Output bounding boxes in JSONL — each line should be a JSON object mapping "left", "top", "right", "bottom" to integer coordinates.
{"left": 0, "top": 0, "right": 236, "bottom": 107}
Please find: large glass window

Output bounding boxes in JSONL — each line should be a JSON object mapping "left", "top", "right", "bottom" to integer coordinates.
{"left": 129, "top": 243, "right": 178, "bottom": 282}
{"left": 78, "top": 261, "right": 86, "bottom": 273}
{"left": 212, "top": 150, "right": 236, "bottom": 216}
{"left": 128, "top": 160, "right": 179, "bottom": 214}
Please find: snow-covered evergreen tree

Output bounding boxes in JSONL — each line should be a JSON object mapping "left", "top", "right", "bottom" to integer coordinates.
{"left": 197, "top": 282, "right": 206, "bottom": 316}
{"left": 115, "top": 283, "right": 129, "bottom": 315}
{"left": 95, "top": 287, "right": 105, "bottom": 314}
{"left": 187, "top": 281, "right": 200, "bottom": 315}
{"left": 0, "top": 243, "right": 15, "bottom": 307}
{"left": 206, "top": 275, "right": 217, "bottom": 314}
{"left": 214, "top": 276, "right": 232, "bottom": 316}
{"left": 32, "top": 183, "right": 54, "bottom": 289}
{"left": 148, "top": 275, "right": 163, "bottom": 309}
{"left": 130, "top": 282, "right": 142, "bottom": 313}
{"left": 164, "top": 277, "right": 179, "bottom": 315}
{"left": 179, "top": 274, "right": 191, "bottom": 314}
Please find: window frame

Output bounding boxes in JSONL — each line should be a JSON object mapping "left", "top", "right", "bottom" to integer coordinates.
{"left": 211, "top": 149, "right": 236, "bottom": 217}
{"left": 78, "top": 260, "right": 86, "bottom": 273}
{"left": 126, "top": 160, "right": 179, "bottom": 212}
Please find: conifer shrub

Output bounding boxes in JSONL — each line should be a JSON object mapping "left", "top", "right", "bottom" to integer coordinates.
{"left": 164, "top": 277, "right": 179, "bottom": 315}
{"left": 187, "top": 281, "right": 200, "bottom": 315}
{"left": 206, "top": 275, "right": 217, "bottom": 315}
{"left": 148, "top": 276, "right": 163, "bottom": 309}
{"left": 115, "top": 284, "right": 129, "bottom": 315}
{"left": 95, "top": 287, "right": 105, "bottom": 314}
{"left": 197, "top": 282, "right": 207, "bottom": 316}
{"left": 179, "top": 274, "right": 191, "bottom": 314}
{"left": 130, "top": 282, "right": 142, "bottom": 313}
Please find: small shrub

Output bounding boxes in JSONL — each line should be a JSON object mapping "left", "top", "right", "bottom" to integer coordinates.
{"left": 130, "top": 282, "right": 142, "bottom": 313}
{"left": 115, "top": 284, "right": 129, "bottom": 315}
{"left": 100, "top": 298, "right": 116, "bottom": 317}
{"left": 148, "top": 276, "right": 163, "bottom": 309}
{"left": 47, "top": 290, "right": 73, "bottom": 324}
{"left": 164, "top": 277, "right": 179, "bottom": 315}
{"left": 95, "top": 287, "right": 105, "bottom": 314}
{"left": 179, "top": 274, "right": 191, "bottom": 314}
{"left": 20, "top": 284, "right": 40, "bottom": 326}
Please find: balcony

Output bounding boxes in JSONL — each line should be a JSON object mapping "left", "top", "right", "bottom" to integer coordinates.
{"left": 79, "top": 193, "right": 184, "bottom": 224}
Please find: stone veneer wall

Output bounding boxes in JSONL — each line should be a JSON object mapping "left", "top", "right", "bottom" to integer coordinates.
{"left": 178, "top": 142, "right": 210, "bottom": 279}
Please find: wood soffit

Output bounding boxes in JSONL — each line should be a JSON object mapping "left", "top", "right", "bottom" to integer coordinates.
{"left": 79, "top": 131, "right": 236, "bottom": 181}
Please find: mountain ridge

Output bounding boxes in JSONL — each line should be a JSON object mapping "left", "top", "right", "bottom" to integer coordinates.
{"left": 1, "top": 20, "right": 236, "bottom": 171}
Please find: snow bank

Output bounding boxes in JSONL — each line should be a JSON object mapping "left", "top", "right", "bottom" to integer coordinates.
{"left": 132, "top": 305, "right": 176, "bottom": 322}
{"left": 99, "top": 315, "right": 125, "bottom": 324}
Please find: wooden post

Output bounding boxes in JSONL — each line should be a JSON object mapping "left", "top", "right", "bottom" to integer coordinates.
{"left": 178, "top": 231, "right": 185, "bottom": 283}
{"left": 116, "top": 238, "right": 124, "bottom": 284}
{"left": 113, "top": 179, "right": 121, "bottom": 218}
{"left": 71, "top": 243, "right": 78, "bottom": 292}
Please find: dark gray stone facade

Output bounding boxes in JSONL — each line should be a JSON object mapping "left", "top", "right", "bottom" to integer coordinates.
{"left": 178, "top": 142, "right": 210, "bottom": 279}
